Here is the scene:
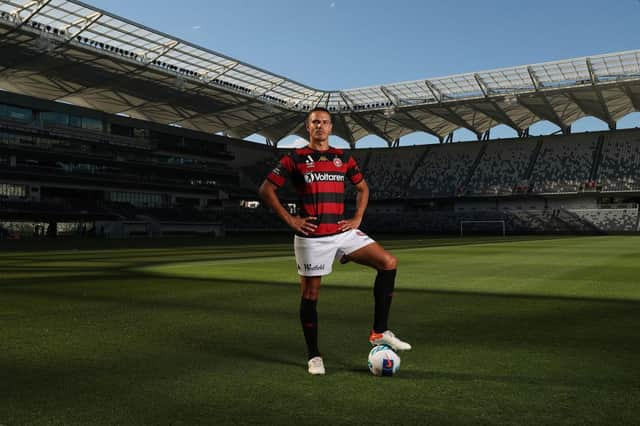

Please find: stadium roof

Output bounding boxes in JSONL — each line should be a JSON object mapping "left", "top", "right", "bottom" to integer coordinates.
{"left": 1, "top": 0, "right": 640, "bottom": 147}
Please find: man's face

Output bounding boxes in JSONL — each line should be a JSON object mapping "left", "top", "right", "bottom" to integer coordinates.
{"left": 306, "top": 111, "right": 332, "bottom": 143}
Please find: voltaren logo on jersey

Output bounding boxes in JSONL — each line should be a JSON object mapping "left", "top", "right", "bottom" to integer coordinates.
{"left": 304, "top": 172, "right": 345, "bottom": 184}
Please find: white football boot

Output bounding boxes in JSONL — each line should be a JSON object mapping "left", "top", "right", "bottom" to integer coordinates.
{"left": 307, "top": 356, "right": 326, "bottom": 375}
{"left": 369, "top": 330, "right": 412, "bottom": 351}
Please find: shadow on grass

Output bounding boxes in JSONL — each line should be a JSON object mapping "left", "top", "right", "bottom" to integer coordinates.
{"left": 343, "top": 366, "right": 640, "bottom": 389}
{"left": 2, "top": 264, "right": 640, "bottom": 308}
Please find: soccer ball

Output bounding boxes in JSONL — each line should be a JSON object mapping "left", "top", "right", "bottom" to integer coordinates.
{"left": 368, "top": 344, "right": 401, "bottom": 376}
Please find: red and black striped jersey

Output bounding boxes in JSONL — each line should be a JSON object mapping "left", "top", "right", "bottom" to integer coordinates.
{"left": 266, "top": 146, "right": 364, "bottom": 237}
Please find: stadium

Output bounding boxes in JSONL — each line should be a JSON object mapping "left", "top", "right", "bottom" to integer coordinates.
{"left": 1, "top": 0, "right": 639, "bottom": 424}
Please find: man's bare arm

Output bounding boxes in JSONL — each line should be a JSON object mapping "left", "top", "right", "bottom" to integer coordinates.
{"left": 338, "top": 179, "right": 369, "bottom": 231}
{"left": 258, "top": 180, "right": 317, "bottom": 236}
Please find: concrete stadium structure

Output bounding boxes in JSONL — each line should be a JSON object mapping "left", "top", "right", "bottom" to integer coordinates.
{"left": 0, "top": 0, "right": 638, "bottom": 238}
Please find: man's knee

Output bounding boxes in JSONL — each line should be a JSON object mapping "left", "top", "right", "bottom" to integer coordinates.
{"left": 300, "top": 277, "right": 322, "bottom": 300}
{"left": 303, "top": 287, "right": 320, "bottom": 300}
{"left": 380, "top": 253, "right": 397, "bottom": 270}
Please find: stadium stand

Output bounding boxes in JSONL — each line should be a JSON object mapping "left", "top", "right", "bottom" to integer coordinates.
{"left": 598, "top": 129, "right": 640, "bottom": 192}
{"left": 408, "top": 142, "right": 482, "bottom": 198}
{"left": 361, "top": 146, "right": 425, "bottom": 200}
{"left": 344, "top": 149, "right": 370, "bottom": 201}
{"left": 569, "top": 207, "right": 639, "bottom": 233}
{"left": 529, "top": 133, "right": 598, "bottom": 194}
{"left": 226, "top": 141, "right": 282, "bottom": 198}
{"left": 0, "top": 96, "right": 242, "bottom": 237}
{"left": 3, "top": 95, "right": 640, "bottom": 238}
{"left": 0, "top": 1, "right": 639, "bottom": 237}
{"left": 465, "top": 138, "right": 538, "bottom": 196}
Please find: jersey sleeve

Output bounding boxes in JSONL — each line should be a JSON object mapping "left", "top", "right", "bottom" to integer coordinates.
{"left": 345, "top": 155, "right": 364, "bottom": 185}
{"left": 266, "top": 154, "right": 295, "bottom": 188}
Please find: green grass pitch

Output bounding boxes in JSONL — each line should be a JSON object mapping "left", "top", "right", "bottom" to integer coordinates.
{"left": 1, "top": 235, "right": 639, "bottom": 425}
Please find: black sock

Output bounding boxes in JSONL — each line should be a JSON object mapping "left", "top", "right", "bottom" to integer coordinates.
{"left": 373, "top": 269, "right": 396, "bottom": 333}
{"left": 300, "top": 297, "right": 320, "bottom": 359}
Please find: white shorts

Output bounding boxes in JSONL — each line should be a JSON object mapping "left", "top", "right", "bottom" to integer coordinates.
{"left": 294, "top": 229, "right": 375, "bottom": 277}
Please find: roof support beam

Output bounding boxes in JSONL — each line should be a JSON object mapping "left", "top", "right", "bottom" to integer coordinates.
{"left": 149, "top": 78, "right": 284, "bottom": 126}
{"left": 335, "top": 113, "right": 356, "bottom": 148}
{"left": 0, "top": 8, "right": 102, "bottom": 78}
{"left": 5, "top": 8, "right": 102, "bottom": 54}
{"left": 141, "top": 40, "right": 179, "bottom": 65}
{"left": 424, "top": 79, "right": 482, "bottom": 139}
{"left": 201, "top": 62, "right": 239, "bottom": 84}
{"left": 53, "top": 40, "right": 180, "bottom": 103}
{"left": 266, "top": 117, "right": 306, "bottom": 145}
{"left": 224, "top": 110, "right": 299, "bottom": 136}
{"left": 336, "top": 93, "right": 361, "bottom": 146}
{"left": 621, "top": 83, "right": 640, "bottom": 112}
{"left": 339, "top": 91, "right": 356, "bottom": 110}
{"left": 251, "top": 78, "right": 285, "bottom": 98}
{"left": 586, "top": 58, "right": 616, "bottom": 130}
{"left": 516, "top": 97, "right": 570, "bottom": 134}
{"left": 467, "top": 102, "right": 522, "bottom": 134}
{"left": 425, "top": 106, "right": 482, "bottom": 140}
{"left": 312, "top": 92, "right": 330, "bottom": 109}
{"left": 349, "top": 113, "right": 393, "bottom": 145}
{"left": 49, "top": 41, "right": 179, "bottom": 101}
{"left": 61, "top": 12, "right": 102, "bottom": 43}
{"left": 164, "top": 100, "right": 257, "bottom": 125}
{"left": 380, "top": 86, "right": 399, "bottom": 105}
{"left": 0, "top": 0, "right": 52, "bottom": 43}
{"left": 1, "top": 39, "right": 132, "bottom": 79}
{"left": 368, "top": 86, "right": 442, "bottom": 139}
{"left": 109, "top": 68, "right": 252, "bottom": 120}
{"left": 473, "top": 74, "right": 523, "bottom": 133}
{"left": 292, "top": 91, "right": 324, "bottom": 111}
{"left": 190, "top": 63, "right": 256, "bottom": 103}
{"left": 527, "top": 66, "right": 571, "bottom": 134}
{"left": 565, "top": 92, "right": 612, "bottom": 128}
{"left": 12, "top": 11, "right": 103, "bottom": 69}
{"left": 380, "top": 111, "right": 436, "bottom": 139}
{"left": 385, "top": 110, "right": 440, "bottom": 139}
{"left": 424, "top": 80, "right": 443, "bottom": 102}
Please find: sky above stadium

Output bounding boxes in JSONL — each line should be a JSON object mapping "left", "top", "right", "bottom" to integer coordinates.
{"left": 88, "top": 0, "right": 640, "bottom": 147}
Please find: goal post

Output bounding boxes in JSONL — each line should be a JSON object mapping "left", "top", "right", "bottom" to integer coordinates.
{"left": 460, "top": 220, "right": 506, "bottom": 237}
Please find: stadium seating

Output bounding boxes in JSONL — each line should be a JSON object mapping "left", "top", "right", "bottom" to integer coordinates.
{"left": 3, "top": 91, "right": 640, "bottom": 237}
{"left": 409, "top": 142, "right": 483, "bottom": 198}
{"left": 569, "top": 208, "right": 639, "bottom": 232}
{"left": 529, "top": 133, "right": 598, "bottom": 194}
{"left": 465, "top": 139, "right": 538, "bottom": 196}
{"left": 360, "top": 147, "right": 424, "bottom": 200}
{"left": 598, "top": 130, "right": 640, "bottom": 192}
{"left": 344, "top": 149, "right": 370, "bottom": 200}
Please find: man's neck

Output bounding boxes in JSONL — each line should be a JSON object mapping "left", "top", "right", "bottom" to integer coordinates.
{"left": 308, "top": 140, "right": 329, "bottom": 151}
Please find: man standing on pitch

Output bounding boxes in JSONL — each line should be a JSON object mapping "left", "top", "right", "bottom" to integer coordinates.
{"left": 258, "top": 107, "right": 411, "bottom": 375}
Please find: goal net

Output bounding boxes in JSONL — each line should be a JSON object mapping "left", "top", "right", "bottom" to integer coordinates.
{"left": 459, "top": 220, "right": 506, "bottom": 237}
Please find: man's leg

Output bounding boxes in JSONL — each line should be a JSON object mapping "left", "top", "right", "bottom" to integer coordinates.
{"left": 345, "top": 242, "right": 397, "bottom": 332}
{"left": 300, "top": 275, "right": 325, "bottom": 374}
{"left": 345, "top": 243, "right": 411, "bottom": 351}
